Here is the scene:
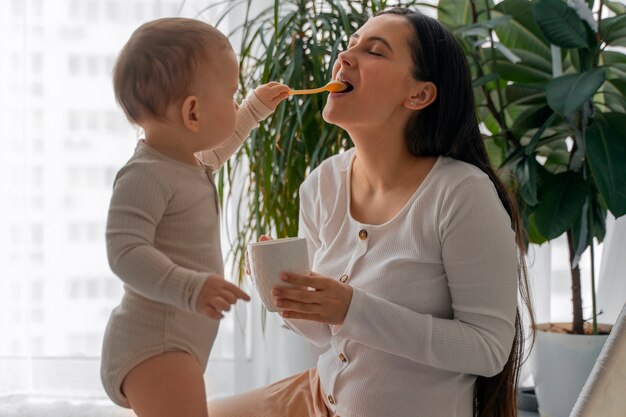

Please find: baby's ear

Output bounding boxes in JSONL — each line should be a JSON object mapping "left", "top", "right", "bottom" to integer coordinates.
{"left": 181, "top": 96, "right": 200, "bottom": 132}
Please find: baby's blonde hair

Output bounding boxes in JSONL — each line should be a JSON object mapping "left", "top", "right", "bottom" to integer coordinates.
{"left": 113, "top": 17, "right": 231, "bottom": 124}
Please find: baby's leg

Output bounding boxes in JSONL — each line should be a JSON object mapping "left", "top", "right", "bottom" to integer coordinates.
{"left": 122, "top": 351, "right": 208, "bottom": 417}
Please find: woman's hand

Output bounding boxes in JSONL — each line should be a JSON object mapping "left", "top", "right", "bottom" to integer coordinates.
{"left": 254, "top": 82, "right": 290, "bottom": 110}
{"left": 272, "top": 272, "right": 353, "bottom": 325}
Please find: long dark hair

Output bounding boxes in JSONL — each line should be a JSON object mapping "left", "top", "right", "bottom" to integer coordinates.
{"left": 377, "top": 7, "right": 535, "bottom": 417}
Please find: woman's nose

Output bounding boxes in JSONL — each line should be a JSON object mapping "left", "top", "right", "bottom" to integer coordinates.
{"left": 338, "top": 50, "right": 354, "bottom": 68}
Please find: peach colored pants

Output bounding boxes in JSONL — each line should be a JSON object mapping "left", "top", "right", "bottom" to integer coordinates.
{"left": 208, "top": 368, "right": 334, "bottom": 417}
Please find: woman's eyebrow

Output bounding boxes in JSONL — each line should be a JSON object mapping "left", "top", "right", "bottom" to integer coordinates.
{"left": 349, "top": 33, "right": 394, "bottom": 52}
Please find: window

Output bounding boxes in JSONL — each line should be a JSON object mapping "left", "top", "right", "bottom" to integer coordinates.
{"left": 0, "top": 0, "right": 242, "bottom": 401}
{"left": 68, "top": 55, "right": 80, "bottom": 74}
{"left": 31, "top": 53, "right": 43, "bottom": 74}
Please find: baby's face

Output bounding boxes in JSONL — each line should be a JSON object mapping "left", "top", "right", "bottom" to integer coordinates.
{"left": 195, "top": 48, "right": 239, "bottom": 148}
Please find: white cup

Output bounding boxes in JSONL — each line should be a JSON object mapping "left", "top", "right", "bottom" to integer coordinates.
{"left": 247, "top": 237, "right": 310, "bottom": 312}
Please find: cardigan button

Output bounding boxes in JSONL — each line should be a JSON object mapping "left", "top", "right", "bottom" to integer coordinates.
{"left": 338, "top": 353, "right": 347, "bottom": 362}
{"left": 339, "top": 274, "right": 349, "bottom": 283}
{"left": 358, "top": 229, "right": 368, "bottom": 240}
{"left": 328, "top": 394, "right": 335, "bottom": 404}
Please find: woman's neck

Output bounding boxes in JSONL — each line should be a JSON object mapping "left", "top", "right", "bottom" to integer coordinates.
{"left": 347, "top": 130, "right": 438, "bottom": 225}
{"left": 349, "top": 130, "right": 426, "bottom": 193}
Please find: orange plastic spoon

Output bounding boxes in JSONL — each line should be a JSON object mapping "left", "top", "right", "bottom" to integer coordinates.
{"left": 288, "top": 80, "right": 348, "bottom": 95}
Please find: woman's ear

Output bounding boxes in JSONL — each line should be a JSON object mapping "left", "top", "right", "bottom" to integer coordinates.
{"left": 181, "top": 96, "right": 200, "bottom": 132}
{"left": 405, "top": 82, "right": 437, "bottom": 110}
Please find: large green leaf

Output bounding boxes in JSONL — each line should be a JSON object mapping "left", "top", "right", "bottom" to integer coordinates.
{"left": 484, "top": 135, "right": 505, "bottom": 167}
{"left": 601, "top": 14, "right": 626, "bottom": 47}
{"left": 516, "top": 156, "right": 539, "bottom": 205}
{"left": 534, "top": 171, "right": 587, "bottom": 240}
{"left": 527, "top": 212, "right": 548, "bottom": 245}
{"left": 494, "top": 48, "right": 553, "bottom": 83}
{"left": 505, "top": 84, "right": 546, "bottom": 106}
{"left": 603, "top": 50, "right": 626, "bottom": 80}
{"left": 546, "top": 69, "right": 606, "bottom": 115}
{"left": 438, "top": 0, "right": 491, "bottom": 28}
{"left": 585, "top": 113, "right": 626, "bottom": 217}
{"left": 494, "top": 0, "right": 551, "bottom": 60}
{"left": 606, "top": 0, "right": 626, "bottom": 15}
{"left": 542, "top": 140, "right": 569, "bottom": 171}
{"left": 571, "top": 195, "right": 607, "bottom": 267}
{"left": 603, "top": 50, "right": 626, "bottom": 66}
{"left": 602, "top": 79, "right": 626, "bottom": 112}
{"left": 533, "top": 0, "right": 590, "bottom": 49}
{"left": 525, "top": 112, "right": 559, "bottom": 153}
{"left": 512, "top": 104, "right": 553, "bottom": 132}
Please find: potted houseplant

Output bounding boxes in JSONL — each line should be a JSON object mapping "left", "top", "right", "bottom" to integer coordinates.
{"left": 439, "top": 0, "right": 626, "bottom": 415}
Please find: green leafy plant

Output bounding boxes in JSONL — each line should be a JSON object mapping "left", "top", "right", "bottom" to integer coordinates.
{"left": 438, "top": 0, "right": 626, "bottom": 335}
{"left": 214, "top": 0, "right": 426, "bottom": 281}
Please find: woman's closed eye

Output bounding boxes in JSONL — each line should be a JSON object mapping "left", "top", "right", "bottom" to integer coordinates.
{"left": 342, "top": 45, "right": 385, "bottom": 57}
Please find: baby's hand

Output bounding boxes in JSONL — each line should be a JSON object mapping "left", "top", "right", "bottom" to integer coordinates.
{"left": 254, "top": 82, "right": 290, "bottom": 110}
{"left": 196, "top": 274, "right": 250, "bottom": 319}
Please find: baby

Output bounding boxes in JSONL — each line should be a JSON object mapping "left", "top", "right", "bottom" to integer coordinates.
{"left": 101, "top": 17, "right": 289, "bottom": 417}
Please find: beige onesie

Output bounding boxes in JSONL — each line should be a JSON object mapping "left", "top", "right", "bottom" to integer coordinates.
{"left": 101, "top": 93, "right": 272, "bottom": 407}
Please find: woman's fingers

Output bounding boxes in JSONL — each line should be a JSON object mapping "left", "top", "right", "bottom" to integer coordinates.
{"left": 274, "top": 298, "right": 321, "bottom": 313}
{"left": 280, "top": 311, "right": 323, "bottom": 321}
{"left": 280, "top": 272, "right": 326, "bottom": 289}
{"left": 275, "top": 271, "right": 353, "bottom": 325}
{"left": 272, "top": 287, "right": 316, "bottom": 303}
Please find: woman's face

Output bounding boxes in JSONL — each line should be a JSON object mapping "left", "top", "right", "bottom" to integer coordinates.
{"left": 323, "top": 14, "right": 420, "bottom": 130}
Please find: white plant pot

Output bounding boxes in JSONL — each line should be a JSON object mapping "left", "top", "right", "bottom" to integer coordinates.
{"left": 532, "top": 323, "right": 611, "bottom": 417}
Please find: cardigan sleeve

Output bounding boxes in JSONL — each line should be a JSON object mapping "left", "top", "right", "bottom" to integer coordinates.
{"left": 106, "top": 164, "right": 209, "bottom": 312}
{"left": 197, "top": 91, "right": 273, "bottom": 169}
{"left": 333, "top": 175, "right": 518, "bottom": 377}
{"left": 281, "top": 177, "right": 333, "bottom": 348}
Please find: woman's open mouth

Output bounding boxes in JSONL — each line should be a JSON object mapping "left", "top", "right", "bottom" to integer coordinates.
{"left": 333, "top": 80, "right": 354, "bottom": 94}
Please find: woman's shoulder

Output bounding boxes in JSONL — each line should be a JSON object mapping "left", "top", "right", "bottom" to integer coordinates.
{"left": 435, "top": 156, "right": 489, "bottom": 183}
{"left": 431, "top": 157, "right": 503, "bottom": 213}
{"left": 427, "top": 156, "right": 496, "bottom": 197}
{"left": 300, "top": 148, "right": 354, "bottom": 193}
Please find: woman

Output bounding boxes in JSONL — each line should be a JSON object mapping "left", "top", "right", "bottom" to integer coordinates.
{"left": 210, "top": 7, "right": 533, "bottom": 417}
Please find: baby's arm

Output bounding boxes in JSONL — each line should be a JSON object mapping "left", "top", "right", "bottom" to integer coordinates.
{"left": 106, "top": 164, "right": 248, "bottom": 315}
{"left": 197, "top": 82, "right": 289, "bottom": 169}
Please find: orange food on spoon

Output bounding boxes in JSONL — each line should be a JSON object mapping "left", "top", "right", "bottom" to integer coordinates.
{"left": 288, "top": 80, "right": 350, "bottom": 95}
